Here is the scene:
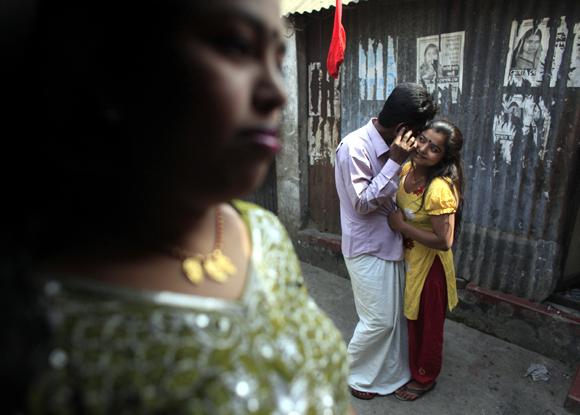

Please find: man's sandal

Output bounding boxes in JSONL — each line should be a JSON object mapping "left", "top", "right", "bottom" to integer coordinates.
{"left": 350, "top": 387, "right": 378, "bottom": 400}
{"left": 394, "top": 381, "right": 436, "bottom": 401}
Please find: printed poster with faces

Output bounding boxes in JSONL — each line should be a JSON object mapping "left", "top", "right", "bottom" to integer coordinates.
{"left": 504, "top": 19, "right": 550, "bottom": 87}
{"left": 416, "top": 35, "right": 440, "bottom": 96}
{"left": 416, "top": 31, "right": 465, "bottom": 104}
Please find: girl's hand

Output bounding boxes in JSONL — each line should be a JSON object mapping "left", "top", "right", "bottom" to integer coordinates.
{"left": 388, "top": 209, "right": 406, "bottom": 232}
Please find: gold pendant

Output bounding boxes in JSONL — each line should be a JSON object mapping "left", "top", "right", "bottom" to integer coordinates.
{"left": 203, "top": 252, "right": 230, "bottom": 283}
{"left": 212, "top": 249, "right": 237, "bottom": 275}
{"left": 183, "top": 257, "right": 204, "bottom": 285}
{"left": 175, "top": 204, "right": 237, "bottom": 285}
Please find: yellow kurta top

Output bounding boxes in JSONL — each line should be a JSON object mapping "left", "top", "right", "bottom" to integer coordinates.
{"left": 396, "top": 163, "right": 459, "bottom": 320}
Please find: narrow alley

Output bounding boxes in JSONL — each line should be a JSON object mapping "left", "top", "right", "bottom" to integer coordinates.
{"left": 302, "top": 262, "right": 575, "bottom": 415}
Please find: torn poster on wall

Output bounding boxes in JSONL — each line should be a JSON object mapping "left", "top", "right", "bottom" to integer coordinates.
{"left": 492, "top": 94, "right": 551, "bottom": 164}
{"left": 358, "top": 37, "right": 397, "bottom": 101}
{"left": 568, "top": 23, "right": 580, "bottom": 87}
{"left": 550, "top": 17, "right": 568, "bottom": 87}
{"left": 416, "top": 31, "right": 465, "bottom": 103}
{"left": 504, "top": 19, "right": 550, "bottom": 87}
{"left": 439, "top": 32, "right": 465, "bottom": 103}
{"left": 308, "top": 62, "right": 341, "bottom": 166}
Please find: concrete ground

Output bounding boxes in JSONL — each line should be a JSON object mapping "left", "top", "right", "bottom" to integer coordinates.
{"left": 301, "top": 262, "right": 575, "bottom": 415}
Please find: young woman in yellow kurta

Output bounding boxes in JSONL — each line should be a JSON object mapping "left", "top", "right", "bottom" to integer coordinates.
{"left": 388, "top": 119, "right": 464, "bottom": 401}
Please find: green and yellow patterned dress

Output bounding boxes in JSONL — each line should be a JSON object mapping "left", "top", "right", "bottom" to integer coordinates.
{"left": 29, "top": 201, "right": 350, "bottom": 414}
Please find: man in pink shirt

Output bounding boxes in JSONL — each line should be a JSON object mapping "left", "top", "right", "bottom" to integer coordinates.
{"left": 335, "top": 83, "right": 437, "bottom": 400}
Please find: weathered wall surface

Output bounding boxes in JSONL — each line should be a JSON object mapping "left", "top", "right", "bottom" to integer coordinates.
{"left": 293, "top": 0, "right": 580, "bottom": 301}
{"left": 277, "top": 30, "right": 306, "bottom": 235}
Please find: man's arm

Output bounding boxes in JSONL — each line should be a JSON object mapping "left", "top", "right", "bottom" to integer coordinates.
{"left": 336, "top": 129, "right": 416, "bottom": 215}
{"left": 337, "top": 146, "right": 401, "bottom": 214}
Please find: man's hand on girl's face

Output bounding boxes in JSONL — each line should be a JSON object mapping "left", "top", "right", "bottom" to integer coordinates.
{"left": 390, "top": 128, "right": 417, "bottom": 165}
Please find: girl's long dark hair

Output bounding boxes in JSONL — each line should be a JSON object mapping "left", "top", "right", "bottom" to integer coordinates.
{"left": 413, "top": 119, "right": 465, "bottom": 242}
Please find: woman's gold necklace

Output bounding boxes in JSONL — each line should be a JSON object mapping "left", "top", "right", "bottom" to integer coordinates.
{"left": 169, "top": 207, "right": 237, "bottom": 285}
{"left": 409, "top": 168, "right": 426, "bottom": 186}
{"left": 409, "top": 168, "right": 427, "bottom": 195}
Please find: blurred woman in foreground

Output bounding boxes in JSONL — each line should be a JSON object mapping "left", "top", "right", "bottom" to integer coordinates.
{"left": 1, "top": 0, "right": 351, "bottom": 413}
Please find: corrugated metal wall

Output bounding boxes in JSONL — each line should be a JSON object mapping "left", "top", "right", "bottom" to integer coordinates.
{"left": 302, "top": 15, "right": 343, "bottom": 234}
{"left": 298, "top": 0, "right": 580, "bottom": 301}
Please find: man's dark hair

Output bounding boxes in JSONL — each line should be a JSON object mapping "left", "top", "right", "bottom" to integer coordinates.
{"left": 377, "top": 82, "right": 438, "bottom": 130}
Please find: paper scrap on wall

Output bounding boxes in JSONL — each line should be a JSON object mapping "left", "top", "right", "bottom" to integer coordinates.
{"left": 550, "top": 17, "right": 568, "bottom": 87}
{"left": 492, "top": 94, "right": 551, "bottom": 164}
{"left": 568, "top": 23, "right": 580, "bottom": 87}
{"left": 359, "top": 37, "right": 397, "bottom": 101}
{"left": 308, "top": 62, "right": 341, "bottom": 166}
{"left": 439, "top": 32, "right": 465, "bottom": 103}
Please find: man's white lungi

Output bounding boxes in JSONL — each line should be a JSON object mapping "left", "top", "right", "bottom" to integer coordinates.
{"left": 345, "top": 254, "right": 410, "bottom": 395}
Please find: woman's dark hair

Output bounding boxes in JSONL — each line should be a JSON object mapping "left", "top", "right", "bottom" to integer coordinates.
{"left": 1, "top": 2, "right": 190, "bottom": 412}
{"left": 3, "top": 0, "right": 195, "bottom": 261}
{"left": 378, "top": 82, "right": 438, "bottom": 131}
{"left": 413, "top": 119, "right": 465, "bottom": 242}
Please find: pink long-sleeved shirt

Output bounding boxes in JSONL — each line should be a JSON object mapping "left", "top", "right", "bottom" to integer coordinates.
{"left": 334, "top": 118, "right": 403, "bottom": 261}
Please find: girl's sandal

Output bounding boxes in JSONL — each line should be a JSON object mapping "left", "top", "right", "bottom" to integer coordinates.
{"left": 394, "top": 382, "right": 436, "bottom": 401}
{"left": 350, "top": 387, "right": 377, "bottom": 400}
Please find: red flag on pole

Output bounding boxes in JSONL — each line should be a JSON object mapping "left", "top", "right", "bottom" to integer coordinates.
{"left": 326, "top": 0, "right": 346, "bottom": 79}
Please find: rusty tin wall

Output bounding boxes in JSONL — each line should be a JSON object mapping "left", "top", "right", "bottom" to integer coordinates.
{"left": 298, "top": 0, "right": 580, "bottom": 301}
{"left": 301, "top": 13, "right": 343, "bottom": 234}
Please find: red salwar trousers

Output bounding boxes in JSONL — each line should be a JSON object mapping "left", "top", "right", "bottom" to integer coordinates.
{"left": 407, "top": 255, "right": 448, "bottom": 385}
